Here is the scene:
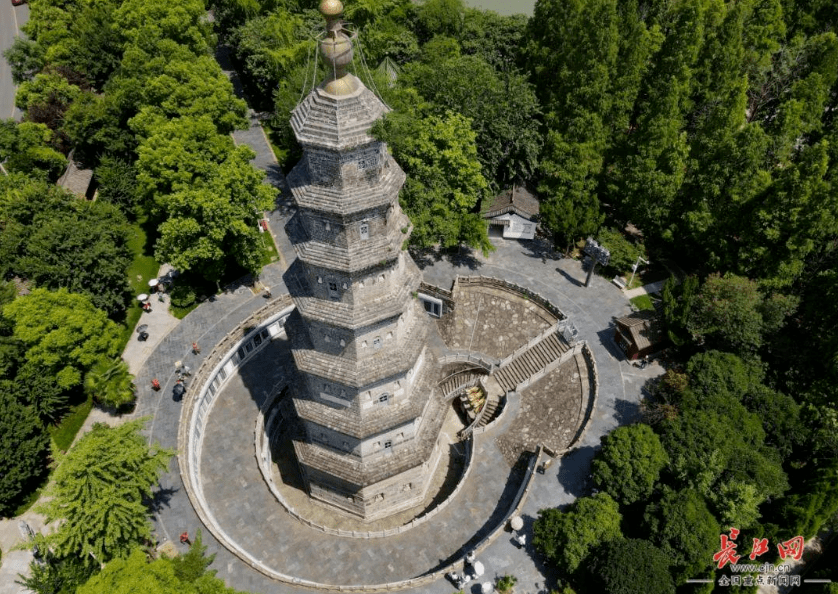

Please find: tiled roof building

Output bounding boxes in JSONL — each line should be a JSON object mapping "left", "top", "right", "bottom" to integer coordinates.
{"left": 281, "top": 0, "right": 444, "bottom": 521}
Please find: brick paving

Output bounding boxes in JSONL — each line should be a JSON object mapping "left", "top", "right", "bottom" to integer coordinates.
{"left": 496, "top": 356, "right": 586, "bottom": 467}
{"left": 437, "top": 285, "right": 555, "bottom": 359}
{"left": 199, "top": 353, "right": 523, "bottom": 585}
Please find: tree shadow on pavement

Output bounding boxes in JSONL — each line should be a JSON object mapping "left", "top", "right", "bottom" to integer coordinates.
{"left": 612, "top": 398, "right": 642, "bottom": 425}
{"left": 445, "top": 248, "right": 483, "bottom": 271}
{"left": 147, "top": 485, "right": 179, "bottom": 515}
{"left": 555, "top": 445, "right": 596, "bottom": 499}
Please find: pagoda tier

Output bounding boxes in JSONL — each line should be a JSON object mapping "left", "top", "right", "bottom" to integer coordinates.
{"left": 280, "top": 0, "right": 444, "bottom": 521}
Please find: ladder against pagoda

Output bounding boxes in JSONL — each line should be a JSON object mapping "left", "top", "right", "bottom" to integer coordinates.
{"left": 281, "top": 0, "right": 444, "bottom": 521}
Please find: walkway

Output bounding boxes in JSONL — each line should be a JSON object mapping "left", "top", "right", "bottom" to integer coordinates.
{"left": 215, "top": 44, "right": 296, "bottom": 272}
{"left": 624, "top": 279, "right": 667, "bottom": 299}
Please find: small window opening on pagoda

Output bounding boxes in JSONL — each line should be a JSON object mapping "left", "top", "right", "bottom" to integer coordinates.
{"left": 360, "top": 222, "right": 369, "bottom": 240}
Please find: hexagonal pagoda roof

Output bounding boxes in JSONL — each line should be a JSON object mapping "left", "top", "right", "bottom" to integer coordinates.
{"left": 291, "top": 76, "right": 388, "bottom": 152}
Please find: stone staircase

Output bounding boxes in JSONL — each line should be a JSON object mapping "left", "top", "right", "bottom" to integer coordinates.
{"left": 438, "top": 369, "right": 483, "bottom": 398}
{"left": 476, "top": 396, "right": 498, "bottom": 428}
{"left": 493, "top": 333, "right": 569, "bottom": 393}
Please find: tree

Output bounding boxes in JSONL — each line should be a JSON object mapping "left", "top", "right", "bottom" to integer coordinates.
{"left": 688, "top": 273, "right": 797, "bottom": 354}
{"left": 0, "top": 176, "right": 133, "bottom": 316}
{"left": 135, "top": 116, "right": 236, "bottom": 204}
{"left": 374, "top": 110, "right": 493, "bottom": 254}
{"left": 591, "top": 424, "right": 668, "bottom": 505}
{"left": 84, "top": 357, "right": 136, "bottom": 411}
{"left": 533, "top": 493, "right": 622, "bottom": 574}
{"left": 61, "top": 91, "right": 137, "bottom": 162}
{"left": 95, "top": 156, "right": 139, "bottom": 218}
{"left": 3, "top": 289, "right": 121, "bottom": 390}
{"left": 0, "top": 120, "right": 66, "bottom": 181}
{"left": 114, "top": 0, "right": 212, "bottom": 57}
{"left": 588, "top": 538, "right": 675, "bottom": 594}
{"left": 15, "top": 71, "right": 82, "bottom": 130}
{"left": 403, "top": 54, "right": 542, "bottom": 186}
{"left": 127, "top": 55, "right": 248, "bottom": 139}
{"left": 2, "top": 38, "right": 46, "bottom": 85}
{"left": 643, "top": 488, "right": 720, "bottom": 584}
{"left": 152, "top": 145, "right": 275, "bottom": 281}
{"left": 0, "top": 386, "right": 49, "bottom": 516}
{"left": 595, "top": 228, "right": 645, "bottom": 275}
{"left": 416, "top": 0, "right": 465, "bottom": 41}
{"left": 17, "top": 554, "right": 95, "bottom": 594}
{"left": 39, "top": 420, "right": 173, "bottom": 566}
{"left": 659, "top": 407, "right": 788, "bottom": 527}
{"left": 229, "top": 10, "right": 313, "bottom": 102}
{"left": 661, "top": 275, "right": 698, "bottom": 345}
{"left": 76, "top": 534, "right": 251, "bottom": 594}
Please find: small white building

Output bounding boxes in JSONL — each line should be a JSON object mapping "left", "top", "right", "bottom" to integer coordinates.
{"left": 483, "top": 186, "right": 540, "bottom": 240}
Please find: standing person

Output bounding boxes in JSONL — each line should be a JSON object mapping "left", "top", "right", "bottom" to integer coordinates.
{"left": 180, "top": 532, "right": 191, "bottom": 545}
{"left": 264, "top": 285, "right": 272, "bottom": 298}
{"left": 192, "top": 342, "right": 201, "bottom": 354}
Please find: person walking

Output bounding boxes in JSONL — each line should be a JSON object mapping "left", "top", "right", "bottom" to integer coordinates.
{"left": 192, "top": 342, "right": 201, "bottom": 354}
{"left": 180, "top": 532, "right": 191, "bottom": 545}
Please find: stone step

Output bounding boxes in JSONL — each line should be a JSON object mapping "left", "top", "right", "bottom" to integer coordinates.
{"left": 522, "top": 351, "right": 539, "bottom": 375}
{"left": 478, "top": 401, "right": 497, "bottom": 427}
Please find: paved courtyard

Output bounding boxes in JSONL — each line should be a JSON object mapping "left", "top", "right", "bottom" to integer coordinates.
{"left": 126, "top": 235, "right": 666, "bottom": 594}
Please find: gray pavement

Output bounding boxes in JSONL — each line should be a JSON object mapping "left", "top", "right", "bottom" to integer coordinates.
{"left": 0, "top": 1, "right": 27, "bottom": 122}
{"left": 133, "top": 236, "right": 665, "bottom": 594}
{"left": 624, "top": 279, "right": 667, "bottom": 299}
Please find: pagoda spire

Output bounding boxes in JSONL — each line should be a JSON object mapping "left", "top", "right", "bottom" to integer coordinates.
{"left": 318, "top": 0, "right": 357, "bottom": 96}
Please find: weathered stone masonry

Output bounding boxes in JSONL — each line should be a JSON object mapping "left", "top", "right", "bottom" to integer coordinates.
{"left": 281, "top": 0, "right": 444, "bottom": 521}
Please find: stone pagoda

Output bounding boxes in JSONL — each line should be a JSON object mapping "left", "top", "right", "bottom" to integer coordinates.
{"left": 282, "top": 0, "right": 445, "bottom": 521}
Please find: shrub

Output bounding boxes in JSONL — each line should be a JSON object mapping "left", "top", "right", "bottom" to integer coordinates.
{"left": 169, "top": 285, "right": 197, "bottom": 308}
{"left": 597, "top": 227, "right": 645, "bottom": 274}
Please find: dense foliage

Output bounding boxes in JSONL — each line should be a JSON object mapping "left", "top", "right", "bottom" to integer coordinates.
{"left": 38, "top": 420, "right": 173, "bottom": 566}
{"left": 0, "top": 387, "right": 50, "bottom": 516}
{"left": 75, "top": 535, "right": 252, "bottom": 594}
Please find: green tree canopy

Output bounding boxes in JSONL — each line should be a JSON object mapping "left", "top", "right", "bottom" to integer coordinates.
{"left": 39, "top": 420, "right": 173, "bottom": 566}
{"left": 76, "top": 536, "right": 251, "bottom": 594}
{"left": 0, "top": 175, "right": 133, "bottom": 316}
{"left": 2, "top": 37, "right": 46, "bottom": 85}
{"left": 643, "top": 488, "right": 720, "bottom": 585}
{"left": 402, "top": 53, "right": 542, "bottom": 186}
{"left": 374, "top": 109, "right": 492, "bottom": 254}
{"left": 532, "top": 492, "right": 623, "bottom": 574}
{"left": 3, "top": 288, "right": 121, "bottom": 390}
{"left": 0, "top": 385, "right": 49, "bottom": 516}
{"left": 591, "top": 424, "right": 669, "bottom": 505}
{"left": 0, "top": 120, "right": 66, "bottom": 181}
{"left": 588, "top": 538, "right": 675, "bottom": 594}
{"left": 127, "top": 55, "right": 248, "bottom": 139}
{"left": 688, "top": 273, "right": 798, "bottom": 354}
{"left": 151, "top": 144, "right": 275, "bottom": 280}
{"left": 659, "top": 406, "right": 788, "bottom": 527}
{"left": 84, "top": 357, "right": 135, "bottom": 411}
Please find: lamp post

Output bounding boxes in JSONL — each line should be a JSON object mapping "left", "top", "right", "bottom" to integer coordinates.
{"left": 583, "top": 238, "right": 611, "bottom": 288}
{"left": 627, "top": 256, "right": 650, "bottom": 289}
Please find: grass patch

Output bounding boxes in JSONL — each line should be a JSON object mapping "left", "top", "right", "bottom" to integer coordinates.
{"left": 257, "top": 230, "right": 280, "bottom": 267}
{"left": 49, "top": 397, "right": 94, "bottom": 452}
{"left": 630, "top": 293, "right": 655, "bottom": 311}
{"left": 119, "top": 218, "right": 160, "bottom": 347}
{"left": 171, "top": 301, "right": 200, "bottom": 320}
{"left": 265, "top": 127, "right": 290, "bottom": 166}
